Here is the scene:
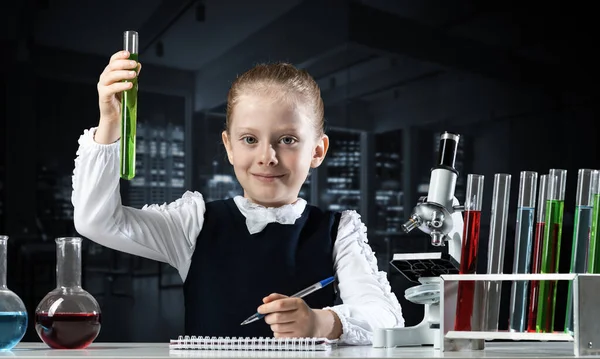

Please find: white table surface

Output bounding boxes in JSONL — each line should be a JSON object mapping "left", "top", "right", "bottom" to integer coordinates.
{"left": 0, "top": 342, "right": 594, "bottom": 359}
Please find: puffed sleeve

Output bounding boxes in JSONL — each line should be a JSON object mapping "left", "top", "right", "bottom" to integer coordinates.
{"left": 71, "top": 127, "right": 205, "bottom": 281}
{"left": 323, "top": 210, "right": 404, "bottom": 345}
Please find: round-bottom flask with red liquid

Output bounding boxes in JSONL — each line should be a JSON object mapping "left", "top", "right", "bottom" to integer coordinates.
{"left": 35, "top": 237, "right": 101, "bottom": 349}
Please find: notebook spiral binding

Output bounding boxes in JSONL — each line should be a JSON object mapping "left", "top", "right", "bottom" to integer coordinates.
{"left": 169, "top": 335, "right": 337, "bottom": 351}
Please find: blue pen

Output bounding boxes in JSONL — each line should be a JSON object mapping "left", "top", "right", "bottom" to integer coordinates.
{"left": 240, "top": 276, "right": 336, "bottom": 326}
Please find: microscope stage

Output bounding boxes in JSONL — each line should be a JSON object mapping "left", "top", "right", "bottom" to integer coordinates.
{"left": 391, "top": 252, "right": 459, "bottom": 284}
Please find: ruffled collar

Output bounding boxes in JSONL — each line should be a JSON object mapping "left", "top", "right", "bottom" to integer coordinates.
{"left": 233, "top": 196, "right": 307, "bottom": 234}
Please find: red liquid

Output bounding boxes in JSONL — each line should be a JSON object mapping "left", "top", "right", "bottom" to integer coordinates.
{"left": 454, "top": 210, "right": 481, "bottom": 331}
{"left": 526, "top": 222, "right": 545, "bottom": 332}
{"left": 35, "top": 312, "right": 101, "bottom": 349}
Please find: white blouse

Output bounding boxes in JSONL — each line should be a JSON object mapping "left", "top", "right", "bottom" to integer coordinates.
{"left": 71, "top": 127, "right": 404, "bottom": 345}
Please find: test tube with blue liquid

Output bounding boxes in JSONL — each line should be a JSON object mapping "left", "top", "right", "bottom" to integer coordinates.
{"left": 536, "top": 169, "right": 567, "bottom": 333}
{"left": 564, "top": 169, "right": 597, "bottom": 334}
{"left": 509, "top": 171, "right": 537, "bottom": 332}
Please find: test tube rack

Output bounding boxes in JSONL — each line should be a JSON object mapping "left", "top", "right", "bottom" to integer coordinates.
{"left": 440, "top": 273, "right": 600, "bottom": 357}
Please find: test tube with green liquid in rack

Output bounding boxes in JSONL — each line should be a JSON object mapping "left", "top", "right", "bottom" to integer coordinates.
{"left": 564, "top": 169, "right": 597, "bottom": 334}
{"left": 588, "top": 171, "right": 600, "bottom": 273}
{"left": 536, "top": 169, "right": 567, "bottom": 333}
{"left": 120, "top": 30, "right": 139, "bottom": 180}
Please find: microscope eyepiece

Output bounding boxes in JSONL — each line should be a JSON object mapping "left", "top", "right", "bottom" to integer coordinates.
{"left": 437, "top": 131, "right": 460, "bottom": 169}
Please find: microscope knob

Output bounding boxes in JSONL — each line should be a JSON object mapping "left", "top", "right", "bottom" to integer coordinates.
{"left": 430, "top": 211, "right": 444, "bottom": 228}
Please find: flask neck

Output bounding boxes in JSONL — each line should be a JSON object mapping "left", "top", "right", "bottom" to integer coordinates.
{"left": 0, "top": 236, "right": 7, "bottom": 289}
{"left": 56, "top": 237, "right": 82, "bottom": 289}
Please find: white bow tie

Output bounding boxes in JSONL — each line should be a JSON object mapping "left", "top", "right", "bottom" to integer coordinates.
{"left": 233, "top": 196, "right": 307, "bottom": 234}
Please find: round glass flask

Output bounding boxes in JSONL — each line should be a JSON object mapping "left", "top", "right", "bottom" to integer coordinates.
{"left": 35, "top": 237, "right": 101, "bottom": 349}
{"left": 0, "top": 235, "right": 28, "bottom": 351}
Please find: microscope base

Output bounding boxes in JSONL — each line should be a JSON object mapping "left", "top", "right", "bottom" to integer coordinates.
{"left": 373, "top": 321, "right": 440, "bottom": 349}
{"left": 373, "top": 303, "right": 441, "bottom": 349}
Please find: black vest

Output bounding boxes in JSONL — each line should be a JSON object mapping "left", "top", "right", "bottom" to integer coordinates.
{"left": 183, "top": 198, "right": 341, "bottom": 337}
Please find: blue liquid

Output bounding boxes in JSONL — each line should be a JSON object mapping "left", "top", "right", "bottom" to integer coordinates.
{"left": 509, "top": 207, "right": 535, "bottom": 332}
{"left": 0, "top": 311, "right": 28, "bottom": 350}
{"left": 565, "top": 205, "right": 593, "bottom": 334}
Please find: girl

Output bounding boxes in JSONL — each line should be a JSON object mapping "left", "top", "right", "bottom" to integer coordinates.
{"left": 72, "top": 50, "right": 404, "bottom": 345}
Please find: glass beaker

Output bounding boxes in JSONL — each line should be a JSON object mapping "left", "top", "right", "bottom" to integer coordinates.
{"left": 0, "top": 235, "right": 28, "bottom": 351}
{"left": 35, "top": 237, "right": 101, "bottom": 349}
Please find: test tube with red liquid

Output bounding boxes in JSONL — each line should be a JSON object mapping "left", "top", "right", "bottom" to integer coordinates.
{"left": 454, "top": 174, "right": 484, "bottom": 331}
{"left": 527, "top": 174, "right": 548, "bottom": 332}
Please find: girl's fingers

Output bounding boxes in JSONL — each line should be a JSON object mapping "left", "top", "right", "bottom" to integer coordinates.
{"left": 110, "top": 50, "right": 130, "bottom": 62}
{"left": 99, "top": 70, "right": 137, "bottom": 86}
{"left": 98, "top": 81, "right": 133, "bottom": 99}
{"left": 108, "top": 59, "right": 139, "bottom": 71}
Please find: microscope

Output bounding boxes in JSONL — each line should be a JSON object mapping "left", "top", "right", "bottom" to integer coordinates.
{"left": 373, "top": 131, "right": 464, "bottom": 349}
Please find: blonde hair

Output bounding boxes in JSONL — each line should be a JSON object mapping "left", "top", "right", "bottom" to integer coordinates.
{"left": 225, "top": 62, "right": 325, "bottom": 136}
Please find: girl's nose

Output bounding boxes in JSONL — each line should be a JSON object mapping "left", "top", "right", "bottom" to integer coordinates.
{"left": 258, "top": 144, "right": 278, "bottom": 166}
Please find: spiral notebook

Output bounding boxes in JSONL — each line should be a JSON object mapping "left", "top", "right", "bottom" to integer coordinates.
{"left": 169, "top": 335, "right": 338, "bottom": 351}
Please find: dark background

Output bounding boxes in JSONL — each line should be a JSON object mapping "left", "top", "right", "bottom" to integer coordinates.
{"left": 0, "top": 0, "right": 598, "bottom": 343}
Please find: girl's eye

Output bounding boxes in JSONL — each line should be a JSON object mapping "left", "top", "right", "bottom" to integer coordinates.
{"left": 280, "top": 137, "right": 296, "bottom": 145}
{"left": 243, "top": 137, "right": 257, "bottom": 145}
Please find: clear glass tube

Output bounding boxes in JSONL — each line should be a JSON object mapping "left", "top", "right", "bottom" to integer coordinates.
{"left": 509, "top": 171, "right": 537, "bottom": 332}
{"left": 0, "top": 236, "right": 7, "bottom": 290}
{"left": 454, "top": 174, "right": 484, "bottom": 331}
{"left": 527, "top": 174, "right": 548, "bottom": 332}
{"left": 120, "top": 30, "right": 139, "bottom": 180}
{"left": 536, "top": 169, "right": 567, "bottom": 332}
{"left": 588, "top": 171, "right": 600, "bottom": 274}
{"left": 564, "top": 169, "right": 596, "bottom": 334}
{"left": 0, "top": 235, "right": 28, "bottom": 350}
{"left": 57, "top": 237, "right": 82, "bottom": 288}
{"left": 481, "top": 173, "right": 511, "bottom": 331}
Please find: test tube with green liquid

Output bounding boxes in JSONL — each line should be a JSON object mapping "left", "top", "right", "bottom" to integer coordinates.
{"left": 588, "top": 171, "right": 600, "bottom": 273}
{"left": 564, "top": 169, "right": 597, "bottom": 334}
{"left": 536, "top": 169, "right": 567, "bottom": 333}
{"left": 120, "top": 30, "right": 139, "bottom": 180}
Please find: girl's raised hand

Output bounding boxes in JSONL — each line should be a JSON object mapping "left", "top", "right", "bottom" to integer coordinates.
{"left": 97, "top": 50, "right": 141, "bottom": 124}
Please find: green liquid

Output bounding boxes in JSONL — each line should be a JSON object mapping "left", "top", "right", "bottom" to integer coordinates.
{"left": 564, "top": 205, "right": 593, "bottom": 334}
{"left": 588, "top": 194, "right": 600, "bottom": 273}
{"left": 120, "top": 52, "right": 138, "bottom": 180}
{"left": 536, "top": 199, "right": 564, "bottom": 333}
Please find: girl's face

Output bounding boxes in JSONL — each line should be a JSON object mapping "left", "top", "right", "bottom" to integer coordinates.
{"left": 222, "top": 93, "right": 328, "bottom": 207}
